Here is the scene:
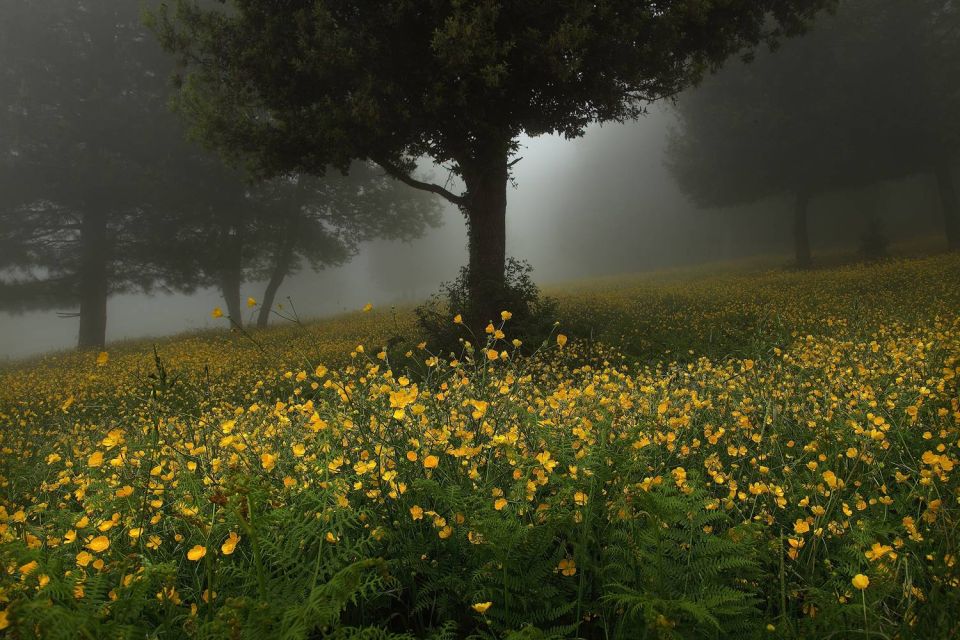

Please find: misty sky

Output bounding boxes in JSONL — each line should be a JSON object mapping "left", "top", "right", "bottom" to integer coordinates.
{"left": 0, "top": 105, "right": 947, "bottom": 360}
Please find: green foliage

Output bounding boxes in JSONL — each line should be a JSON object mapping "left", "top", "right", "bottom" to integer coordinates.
{"left": 9, "top": 562, "right": 176, "bottom": 639}
{"left": 601, "top": 484, "right": 763, "bottom": 639}
{"left": 500, "top": 626, "right": 569, "bottom": 640}
{"left": 154, "top": 0, "right": 834, "bottom": 180}
{"left": 415, "top": 258, "right": 558, "bottom": 356}
{"left": 464, "top": 510, "right": 576, "bottom": 636}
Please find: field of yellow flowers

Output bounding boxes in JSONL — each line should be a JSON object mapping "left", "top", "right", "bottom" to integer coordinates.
{"left": 1, "top": 254, "right": 958, "bottom": 639}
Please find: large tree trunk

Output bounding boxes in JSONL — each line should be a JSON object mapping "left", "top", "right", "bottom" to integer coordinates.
{"left": 461, "top": 149, "right": 509, "bottom": 330}
{"left": 934, "top": 162, "right": 960, "bottom": 252}
{"left": 793, "top": 191, "right": 812, "bottom": 270}
{"left": 257, "top": 214, "right": 299, "bottom": 328}
{"left": 77, "top": 210, "right": 109, "bottom": 349}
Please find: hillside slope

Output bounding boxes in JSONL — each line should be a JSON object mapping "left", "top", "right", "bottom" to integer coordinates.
{"left": 0, "top": 254, "right": 958, "bottom": 638}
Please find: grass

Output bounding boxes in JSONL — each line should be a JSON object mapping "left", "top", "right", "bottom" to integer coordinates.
{"left": 0, "top": 252, "right": 958, "bottom": 639}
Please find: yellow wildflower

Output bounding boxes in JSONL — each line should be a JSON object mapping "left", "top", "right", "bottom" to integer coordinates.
{"left": 85, "top": 536, "right": 110, "bottom": 553}
{"left": 472, "top": 601, "right": 493, "bottom": 614}
{"left": 187, "top": 545, "right": 207, "bottom": 561}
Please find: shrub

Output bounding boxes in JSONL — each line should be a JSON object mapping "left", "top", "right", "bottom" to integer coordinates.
{"left": 415, "top": 258, "right": 557, "bottom": 356}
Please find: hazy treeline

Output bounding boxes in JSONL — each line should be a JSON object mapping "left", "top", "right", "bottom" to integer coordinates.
{"left": 0, "top": 0, "right": 957, "bottom": 357}
{"left": 0, "top": 0, "right": 441, "bottom": 349}
{"left": 667, "top": 0, "right": 960, "bottom": 267}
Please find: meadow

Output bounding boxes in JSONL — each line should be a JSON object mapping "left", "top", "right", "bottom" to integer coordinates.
{"left": 1, "top": 254, "right": 958, "bottom": 639}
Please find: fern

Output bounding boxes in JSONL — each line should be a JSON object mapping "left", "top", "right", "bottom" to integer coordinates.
{"left": 600, "top": 482, "right": 763, "bottom": 639}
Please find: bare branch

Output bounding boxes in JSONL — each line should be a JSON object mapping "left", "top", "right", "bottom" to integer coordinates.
{"left": 373, "top": 157, "right": 466, "bottom": 207}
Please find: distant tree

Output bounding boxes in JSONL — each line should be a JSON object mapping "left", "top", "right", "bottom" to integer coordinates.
{"left": 667, "top": 0, "right": 960, "bottom": 267}
{"left": 152, "top": 0, "right": 833, "bottom": 330}
{"left": 0, "top": 0, "right": 442, "bottom": 347}
{"left": 157, "top": 160, "right": 443, "bottom": 329}
{"left": 905, "top": 0, "right": 960, "bottom": 251}
{"left": 0, "top": 0, "right": 189, "bottom": 348}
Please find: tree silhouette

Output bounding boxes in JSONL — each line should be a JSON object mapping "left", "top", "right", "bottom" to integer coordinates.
{"left": 156, "top": 160, "right": 443, "bottom": 329}
{"left": 0, "top": 0, "right": 191, "bottom": 347}
{"left": 667, "top": 0, "right": 960, "bottom": 267}
{"left": 0, "top": 0, "right": 442, "bottom": 347}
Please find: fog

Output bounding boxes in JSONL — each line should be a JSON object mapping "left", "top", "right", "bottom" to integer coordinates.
{"left": 1, "top": 0, "right": 956, "bottom": 359}
{"left": 0, "top": 118, "right": 671, "bottom": 359}
{"left": 2, "top": 107, "right": 947, "bottom": 359}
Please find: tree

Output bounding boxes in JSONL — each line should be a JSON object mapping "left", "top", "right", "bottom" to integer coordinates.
{"left": 0, "top": 0, "right": 442, "bottom": 348}
{"left": 156, "top": 160, "right": 442, "bottom": 329}
{"left": 0, "top": 0, "right": 191, "bottom": 348}
{"left": 667, "top": 0, "right": 960, "bottom": 266}
{"left": 903, "top": 0, "right": 960, "bottom": 251}
{"left": 252, "top": 168, "right": 441, "bottom": 329}
{"left": 152, "top": 0, "right": 834, "bottom": 329}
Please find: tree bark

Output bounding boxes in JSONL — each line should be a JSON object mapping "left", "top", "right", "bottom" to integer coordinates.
{"left": 77, "top": 210, "right": 109, "bottom": 349}
{"left": 461, "top": 149, "right": 510, "bottom": 330}
{"left": 257, "top": 213, "right": 299, "bottom": 328}
{"left": 220, "top": 270, "right": 243, "bottom": 329}
{"left": 375, "top": 141, "right": 513, "bottom": 332}
{"left": 793, "top": 191, "right": 812, "bottom": 270}
{"left": 219, "top": 225, "right": 244, "bottom": 328}
{"left": 934, "top": 162, "right": 960, "bottom": 252}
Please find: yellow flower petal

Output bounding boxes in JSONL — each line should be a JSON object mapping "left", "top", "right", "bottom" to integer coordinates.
{"left": 472, "top": 601, "right": 493, "bottom": 614}
{"left": 221, "top": 532, "right": 240, "bottom": 555}
{"left": 187, "top": 545, "right": 207, "bottom": 561}
{"left": 85, "top": 535, "right": 110, "bottom": 553}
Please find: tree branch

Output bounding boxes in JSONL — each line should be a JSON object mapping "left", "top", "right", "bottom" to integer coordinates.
{"left": 373, "top": 157, "right": 466, "bottom": 207}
